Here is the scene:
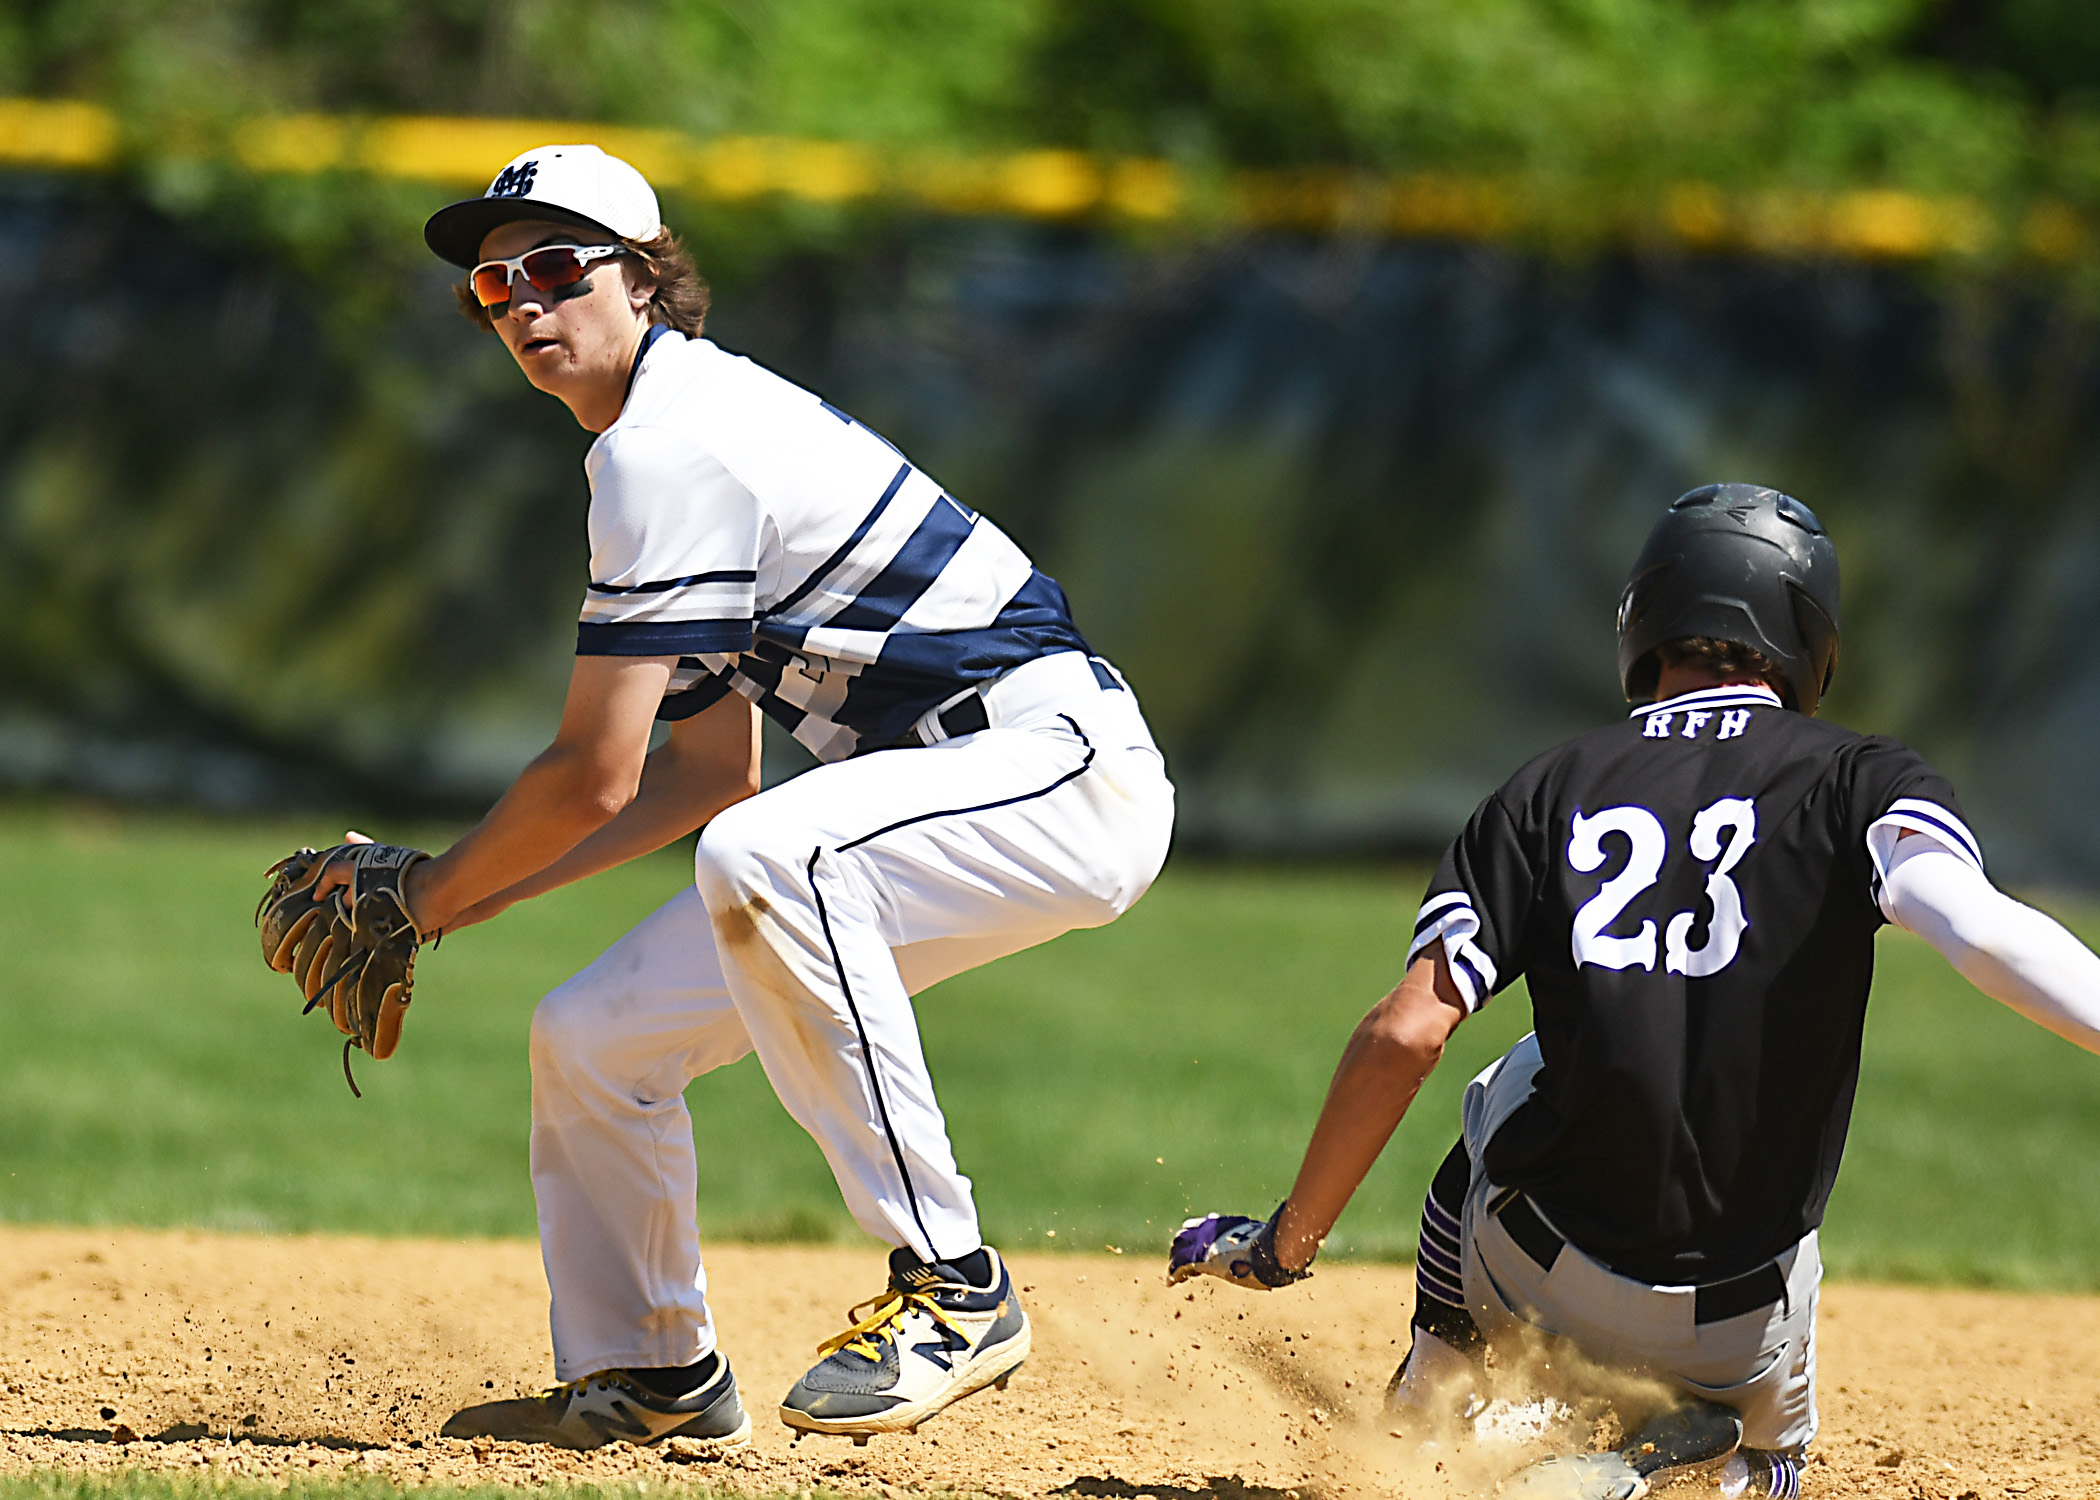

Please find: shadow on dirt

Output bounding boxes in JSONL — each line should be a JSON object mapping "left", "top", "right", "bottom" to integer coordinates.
{"left": 9, "top": 1423, "right": 386, "bottom": 1452}
{"left": 1059, "top": 1477, "right": 1302, "bottom": 1500}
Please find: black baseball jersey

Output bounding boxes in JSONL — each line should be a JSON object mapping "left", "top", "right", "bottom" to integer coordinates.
{"left": 1411, "top": 683, "right": 1982, "bottom": 1285}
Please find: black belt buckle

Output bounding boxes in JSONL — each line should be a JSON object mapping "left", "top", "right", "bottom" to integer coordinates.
{"left": 1693, "top": 1260, "right": 1788, "bottom": 1324}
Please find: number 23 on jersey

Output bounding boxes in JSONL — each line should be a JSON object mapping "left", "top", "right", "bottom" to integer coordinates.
{"left": 1568, "top": 800, "right": 1756, "bottom": 977}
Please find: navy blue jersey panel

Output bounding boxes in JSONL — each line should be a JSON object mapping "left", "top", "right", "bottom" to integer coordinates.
{"left": 822, "top": 498, "right": 979, "bottom": 634}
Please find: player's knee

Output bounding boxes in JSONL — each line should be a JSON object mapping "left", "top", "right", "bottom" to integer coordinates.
{"left": 694, "top": 797, "right": 811, "bottom": 911}
{"left": 529, "top": 972, "right": 615, "bottom": 1080}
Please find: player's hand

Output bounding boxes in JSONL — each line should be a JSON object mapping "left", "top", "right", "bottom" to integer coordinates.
{"left": 1167, "top": 1208, "right": 1311, "bottom": 1290}
{"left": 310, "top": 830, "right": 376, "bottom": 905}
{"left": 314, "top": 832, "right": 447, "bottom": 935}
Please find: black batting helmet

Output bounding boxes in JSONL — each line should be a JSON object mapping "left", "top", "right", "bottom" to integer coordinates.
{"left": 1616, "top": 483, "right": 1841, "bottom": 713}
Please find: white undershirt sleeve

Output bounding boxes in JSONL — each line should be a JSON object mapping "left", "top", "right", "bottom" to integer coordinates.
{"left": 1879, "top": 835, "right": 2100, "bottom": 1057}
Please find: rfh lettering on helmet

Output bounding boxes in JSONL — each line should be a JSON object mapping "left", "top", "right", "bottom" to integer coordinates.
{"left": 1568, "top": 799, "right": 1758, "bottom": 976}
{"left": 488, "top": 161, "right": 539, "bottom": 198}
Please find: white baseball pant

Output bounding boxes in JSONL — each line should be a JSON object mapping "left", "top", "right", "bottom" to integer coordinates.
{"left": 526, "top": 652, "right": 1175, "bottom": 1379}
{"left": 1456, "top": 1035, "right": 1821, "bottom": 1452}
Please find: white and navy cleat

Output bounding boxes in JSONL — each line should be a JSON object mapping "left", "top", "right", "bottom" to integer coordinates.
{"left": 1501, "top": 1398, "right": 1744, "bottom": 1500}
{"left": 1500, "top": 1451, "right": 1649, "bottom": 1500}
{"left": 440, "top": 1353, "right": 752, "bottom": 1451}
{"left": 780, "top": 1245, "right": 1029, "bottom": 1442}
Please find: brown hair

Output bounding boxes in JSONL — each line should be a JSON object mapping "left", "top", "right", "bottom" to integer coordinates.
{"left": 1654, "top": 636, "right": 1787, "bottom": 693}
{"left": 454, "top": 228, "right": 710, "bottom": 335}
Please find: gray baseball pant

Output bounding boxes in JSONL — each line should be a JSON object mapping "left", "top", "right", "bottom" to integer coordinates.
{"left": 1455, "top": 1034, "right": 1821, "bottom": 1452}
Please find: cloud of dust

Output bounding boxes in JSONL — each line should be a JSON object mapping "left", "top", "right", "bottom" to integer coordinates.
{"left": 1308, "top": 1321, "right": 1685, "bottom": 1499}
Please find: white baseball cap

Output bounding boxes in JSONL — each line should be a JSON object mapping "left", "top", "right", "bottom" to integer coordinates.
{"left": 424, "top": 144, "right": 663, "bottom": 268}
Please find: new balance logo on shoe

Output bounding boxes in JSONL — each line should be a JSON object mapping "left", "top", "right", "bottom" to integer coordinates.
{"left": 911, "top": 1322, "right": 972, "bottom": 1371}
{"left": 583, "top": 1398, "right": 653, "bottom": 1442}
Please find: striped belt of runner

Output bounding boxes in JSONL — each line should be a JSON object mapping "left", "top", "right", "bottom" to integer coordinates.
{"left": 1490, "top": 1189, "right": 1789, "bottom": 1325}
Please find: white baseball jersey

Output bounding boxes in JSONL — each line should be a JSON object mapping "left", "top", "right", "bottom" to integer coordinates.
{"left": 579, "top": 326, "right": 1094, "bottom": 760}
{"left": 533, "top": 327, "right": 1175, "bottom": 1385}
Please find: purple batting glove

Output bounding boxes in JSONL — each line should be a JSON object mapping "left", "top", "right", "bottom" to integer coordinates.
{"left": 1167, "top": 1207, "right": 1310, "bottom": 1290}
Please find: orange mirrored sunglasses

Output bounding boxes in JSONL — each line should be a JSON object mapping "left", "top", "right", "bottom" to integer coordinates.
{"left": 469, "top": 243, "right": 628, "bottom": 308}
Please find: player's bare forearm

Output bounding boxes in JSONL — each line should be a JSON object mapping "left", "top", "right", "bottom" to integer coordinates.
{"left": 1272, "top": 945, "right": 1468, "bottom": 1271}
{"left": 411, "top": 752, "right": 634, "bottom": 930}
{"left": 448, "top": 694, "right": 762, "bottom": 929}
{"left": 400, "top": 655, "right": 678, "bottom": 932}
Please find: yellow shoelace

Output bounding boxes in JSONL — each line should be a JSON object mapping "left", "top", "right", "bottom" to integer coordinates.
{"left": 816, "top": 1287, "right": 962, "bottom": 1362}
{"left": 537, "top": 1371, "right": 622, "bottom": 1401}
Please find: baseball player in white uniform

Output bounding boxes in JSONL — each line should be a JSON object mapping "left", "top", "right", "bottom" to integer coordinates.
{"left": 391, "top": 146, "right": 1173, "bottom": 1450}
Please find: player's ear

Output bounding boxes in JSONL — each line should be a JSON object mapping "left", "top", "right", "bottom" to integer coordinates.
{"left": 622, "top": 253, "right": 657, "bottom": 314}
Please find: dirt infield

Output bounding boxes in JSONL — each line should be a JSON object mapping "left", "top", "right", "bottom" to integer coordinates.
{"left": 0, "top": 1226, "right": 2093, "bottom": 1498}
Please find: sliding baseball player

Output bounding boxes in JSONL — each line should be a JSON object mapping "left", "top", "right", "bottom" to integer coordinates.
{"left": 1170, "top": 485, "right": 2100, "bottom": 1498}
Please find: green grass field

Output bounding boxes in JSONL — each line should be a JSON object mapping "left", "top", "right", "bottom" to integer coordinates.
{"left": 1, "top": 805, "right": 2097, "bottom": 1287}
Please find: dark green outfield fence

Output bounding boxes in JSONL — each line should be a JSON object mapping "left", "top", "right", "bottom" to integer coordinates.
{"left": 7, "top": 186, "right": 2100, "bottom": 882}
{"left": 8, "top": 1, "right": 2100, "bottom": 880}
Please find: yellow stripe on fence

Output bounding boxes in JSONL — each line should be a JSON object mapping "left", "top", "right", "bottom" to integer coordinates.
{"left": 0, "top": 97, "right": 2083, "bottom": 263}
{"left": 0, "top": 98, "right": 117, "bottom": 168}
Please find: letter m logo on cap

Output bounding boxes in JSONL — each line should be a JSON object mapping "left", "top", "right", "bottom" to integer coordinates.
{"left": 488, "top": 160, "right": 539, "bottom": 198}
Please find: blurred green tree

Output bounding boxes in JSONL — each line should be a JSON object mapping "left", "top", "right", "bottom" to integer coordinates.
{"left": 0, "top": 2, "right": 2089, "bottom": 206}
{"left": 2, "top": 0, "right": 2100, "bottom": 880}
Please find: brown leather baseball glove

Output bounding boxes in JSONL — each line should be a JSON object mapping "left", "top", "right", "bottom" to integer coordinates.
{"left": 257, "top": 841, "right": 431, "bottom": 1094}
